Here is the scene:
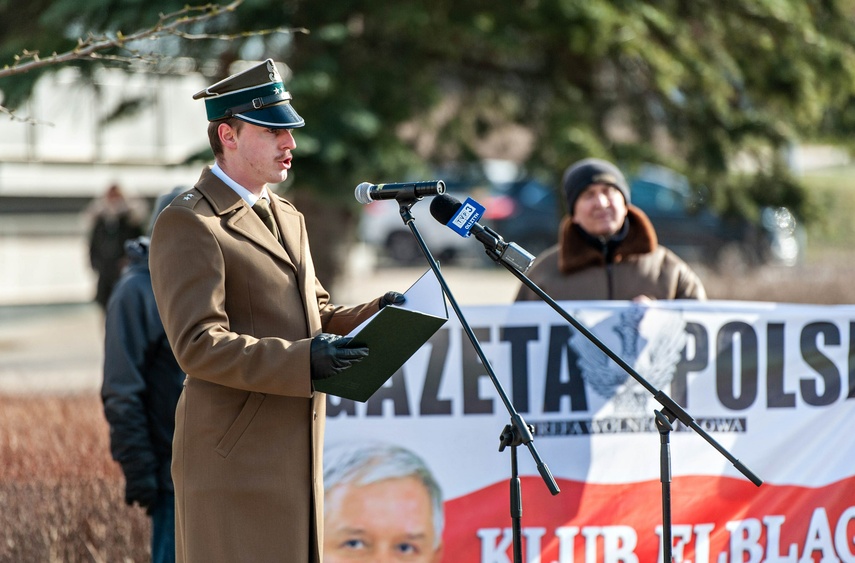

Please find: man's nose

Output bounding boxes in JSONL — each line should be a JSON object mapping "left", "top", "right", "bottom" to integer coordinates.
{"left": 375, "top": 552, "right": 401, "bottom": 563}
{"left": 594, "top": 192, "right": 611, "bottom": 207}
{"left": 280, "top": 130, "right": 296, "bottom": 149}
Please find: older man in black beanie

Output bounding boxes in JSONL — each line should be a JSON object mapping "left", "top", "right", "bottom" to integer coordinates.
{"left": 515, "top": 158, "right": 706, "bottom": 302}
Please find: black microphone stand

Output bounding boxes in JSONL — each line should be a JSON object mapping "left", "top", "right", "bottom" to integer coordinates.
{"left": 394, "top": 193, "right": 560, "bottom": 563}
{"left": 476, "top": 236, "right": 763, "bottom": 563}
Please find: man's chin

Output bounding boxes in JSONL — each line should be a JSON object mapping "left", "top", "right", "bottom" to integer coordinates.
{"left": 269, "top": 171, "right": 289, "bottom": 185}
{"left": 588, "top": 226, "right": 619, "bottom": 238}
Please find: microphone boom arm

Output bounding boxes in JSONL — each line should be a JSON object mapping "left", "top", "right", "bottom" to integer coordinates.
{"left": 489, "top": 250, "right": 763, "bottom": 487}
{"left": 472, "top": 225, "right": 536, "bottom": 274}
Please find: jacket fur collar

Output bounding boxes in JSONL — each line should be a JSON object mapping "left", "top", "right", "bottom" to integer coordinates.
{"left": 558, "top": 205, "right": 659, "bottom": 274}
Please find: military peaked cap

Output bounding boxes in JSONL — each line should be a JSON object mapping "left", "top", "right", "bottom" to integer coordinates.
{"left": 193, "top": 58, "right": 304, "bottom": 128}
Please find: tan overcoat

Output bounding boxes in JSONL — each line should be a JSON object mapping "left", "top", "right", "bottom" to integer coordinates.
{"left": 149, "top": 168, "right": 379, "bottom": 563}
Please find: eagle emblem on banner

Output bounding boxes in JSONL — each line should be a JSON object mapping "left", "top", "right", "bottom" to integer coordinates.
{"left": 570, "top": 306, "right": 688, "bottom": 415}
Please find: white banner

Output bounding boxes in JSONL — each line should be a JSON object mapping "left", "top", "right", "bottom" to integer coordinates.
{"left": 326, "top": 300, "right": 855, "bottom": 563}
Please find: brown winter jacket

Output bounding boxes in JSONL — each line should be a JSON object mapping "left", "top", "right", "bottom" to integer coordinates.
{"left": 515, "top": 205, "right": 706, "bottom": 301}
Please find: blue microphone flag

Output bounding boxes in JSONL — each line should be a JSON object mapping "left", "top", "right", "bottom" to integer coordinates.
{"left": 445, "top": 197, "right": 485, "bottom": 237}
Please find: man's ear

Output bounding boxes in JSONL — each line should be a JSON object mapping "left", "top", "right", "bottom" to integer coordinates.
{"left": 431, "top": 545, "right": 443, "bottom": 563}
{"left": 218, "top": 122, "right": 238, "bottom": 149}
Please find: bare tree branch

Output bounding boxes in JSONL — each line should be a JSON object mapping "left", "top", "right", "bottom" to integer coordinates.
{"left": 0, "top": 0, "right": 308, "bottom": 123}
{"left": 1, "top": 2, "right": 241, "bottom": 78}
{"left": 169, "top": 26, "right": 309, "bottom": 42}
{"left": 0, "top": 104, "right": 53, "bottom": 126}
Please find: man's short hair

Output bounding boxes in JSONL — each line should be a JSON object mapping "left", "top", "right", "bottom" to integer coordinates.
{"left": 324, "top": 441, "right": 444, "bottom": 548}
{"left": 207, "top": 118, "right": 244, "bottom": 159}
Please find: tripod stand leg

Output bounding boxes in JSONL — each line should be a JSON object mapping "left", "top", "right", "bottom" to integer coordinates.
{"left": 655, "top": 410, "right": 674, "bottom": 563}
{"left": 500, "top": 423, "right": 526, "bottom": 563}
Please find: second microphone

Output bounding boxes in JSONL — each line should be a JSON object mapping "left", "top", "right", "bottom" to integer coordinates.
{"left": 354, "top": 180, "right": 446, "bottom": 204}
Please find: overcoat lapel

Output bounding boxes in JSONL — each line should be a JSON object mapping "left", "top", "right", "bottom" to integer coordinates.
{"left": 271, "top": 196, "right": 324, "bottom": 334}
{"left": 269, "top": 196, "right": 304, "bottom": 274}
{"left": 195, "top": 168, "right": 298, "bottom": 273}
{"left": 226, "top": 207, "right": 298, "bottom": 272}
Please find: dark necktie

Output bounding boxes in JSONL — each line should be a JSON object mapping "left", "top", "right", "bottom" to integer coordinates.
{"left": 252, "top": 198, "right": 281, "bottom": 243}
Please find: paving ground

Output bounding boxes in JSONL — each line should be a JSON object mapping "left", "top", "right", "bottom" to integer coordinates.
{"left": 0, "top": 261, "right": 522, "bottom": 395}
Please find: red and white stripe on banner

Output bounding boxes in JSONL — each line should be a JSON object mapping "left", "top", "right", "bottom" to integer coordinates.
{"left": 325, "top": 300, "right": 855, "bottom": 563}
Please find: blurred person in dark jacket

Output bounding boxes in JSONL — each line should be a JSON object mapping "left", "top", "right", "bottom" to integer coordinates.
{"left": 101, "top": 187, "right": 185, "bottom": 563}
{"left": 87, "top": 183, "right": 146, "bottom": 310}
{"left": 515, "top": 158, "right": 706, "bottom": 302}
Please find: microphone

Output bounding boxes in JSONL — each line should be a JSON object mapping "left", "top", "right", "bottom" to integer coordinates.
{"left": 429, "top": 194, "right": 535, "bottom": 273}
{"left": 354, "top": 180, "right": 446, "bottom": 204}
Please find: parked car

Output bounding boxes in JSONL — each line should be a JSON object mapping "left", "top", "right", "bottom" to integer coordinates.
{"left": 628, "top": 164, "right": 805, "bottom": 268}
{"left": 480, "top": 177, "right": 562, "bottom": 258}
{"left": 357, "top": 167, "right": 493, "bottom": 265}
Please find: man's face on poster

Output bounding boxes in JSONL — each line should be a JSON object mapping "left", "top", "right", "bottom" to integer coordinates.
{"left": 324, "top": 476, "right": 442, "bottom": 562}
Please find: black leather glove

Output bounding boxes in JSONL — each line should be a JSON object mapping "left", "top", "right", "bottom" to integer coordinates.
{"left": 379, "top": 291, "right": 406, "bottom": 309}
{"left": 124, "top": 471, "right": 158, "bottom": 514}
{"left": 310, "top": 333, "right": 369, "bottom": 380}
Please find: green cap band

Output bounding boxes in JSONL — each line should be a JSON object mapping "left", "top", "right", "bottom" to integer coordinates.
{"left": 205, "top": 82, "right": 289, "bottom": 121}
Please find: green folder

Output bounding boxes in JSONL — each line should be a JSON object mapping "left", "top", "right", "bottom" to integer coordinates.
{"left": 313, "top": 270, "right": 448, "bottom": 402}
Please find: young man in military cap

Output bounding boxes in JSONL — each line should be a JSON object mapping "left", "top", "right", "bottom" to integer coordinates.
{"left": 515, "top": 157, "right": 706, "bottom": 302}
{"left": 149, "top": 58, "right": 404, "bottom": 563}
